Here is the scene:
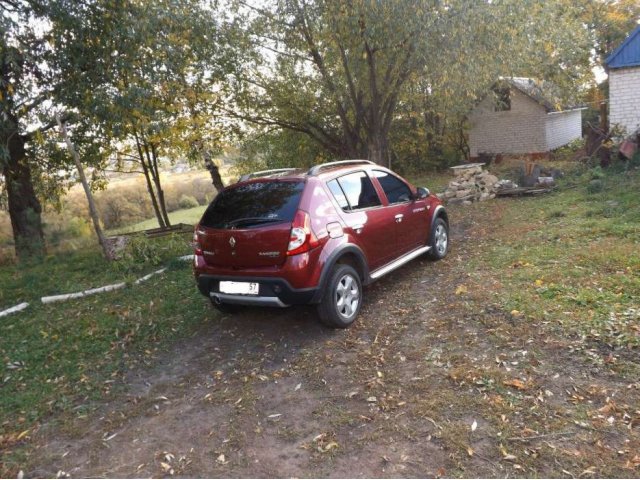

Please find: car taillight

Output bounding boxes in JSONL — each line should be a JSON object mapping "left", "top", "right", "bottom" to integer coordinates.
{"left": 193, "top": 228, "right": 203, "bottom": 255}
{"left": 287, "top": 210, "right": 320, "bottom": 256}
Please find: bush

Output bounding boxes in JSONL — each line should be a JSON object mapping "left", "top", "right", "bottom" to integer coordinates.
{"left": 587, "top": 179, "right": 604, "bottom": 194}
{"left": 116, "top": 233, "right": 190, "bottom": 273}
{"left": 590, "top": 166, "right": 605, "bottom": 180}
{"left": 66, "top": 216, "right": 93, "bottom": 238}
{"left": 178, "top": 194, "right": 199, "bottom": 209}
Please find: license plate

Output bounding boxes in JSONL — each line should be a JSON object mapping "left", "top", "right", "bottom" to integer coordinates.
{"left": 219, "top": 281, "right": 259, "bottom": 295}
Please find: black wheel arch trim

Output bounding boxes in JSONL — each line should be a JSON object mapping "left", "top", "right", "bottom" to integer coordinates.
{"left": 311, "top": 244, "right": 369, "bottom": 303}
{"left": 431, "top": 205, "right": 448, "bottom": 230}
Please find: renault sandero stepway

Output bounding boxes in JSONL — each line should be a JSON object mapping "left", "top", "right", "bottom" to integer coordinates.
{"left": 193, "top": 160, "right": 449, "bottom": 328}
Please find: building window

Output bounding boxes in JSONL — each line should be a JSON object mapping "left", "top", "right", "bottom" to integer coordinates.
{"left": 494, "top": 87, "right": 511, "bottom": 111}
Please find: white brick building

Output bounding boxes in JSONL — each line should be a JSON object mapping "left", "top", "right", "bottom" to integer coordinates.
{"left": 468, "top": 77, "right": 584, "bottom": 160}
{"left": 606, "top": 25, "right": 640, "bottom": 135}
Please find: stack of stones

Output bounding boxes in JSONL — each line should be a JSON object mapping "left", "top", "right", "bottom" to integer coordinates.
{"left": 439, "top": 163, "right": 499, "bottom": 205}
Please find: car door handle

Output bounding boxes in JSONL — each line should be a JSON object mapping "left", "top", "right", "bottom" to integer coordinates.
{"left": 395, "top": 214, "right": 404, "bottom": 223}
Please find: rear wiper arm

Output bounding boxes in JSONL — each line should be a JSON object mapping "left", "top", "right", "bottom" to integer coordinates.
{"left": 226, "top": 217, "right": 282, "bottom": 228}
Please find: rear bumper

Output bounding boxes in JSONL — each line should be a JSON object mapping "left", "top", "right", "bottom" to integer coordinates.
{"left": 196, "top": 274, "right": 317, "bottom": 307}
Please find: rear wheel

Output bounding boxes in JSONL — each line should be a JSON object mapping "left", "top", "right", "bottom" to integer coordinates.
{"left": 317, "top": 264, "right": 362, "bottom": 329}
{"left": 427, "top": 217, "right": 449, "bottom": 260}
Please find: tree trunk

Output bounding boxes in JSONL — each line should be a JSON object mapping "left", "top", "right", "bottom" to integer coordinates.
{"left": 3, "top": 129, "right": 45, "bottom": 259}
{"left": 134, "top": 132, "right": 166, "bottom": 228}
{"left": 149, "top": 143, "right": 171, "bottom": 227}
{"left": 367, "top": 133, "right": 390, "bottom": 167}
{"left": 57, "top": 116, "right": 113, "bottom": 260}
{"left": 201, "top": 149, "right": 225, "bottom": 193}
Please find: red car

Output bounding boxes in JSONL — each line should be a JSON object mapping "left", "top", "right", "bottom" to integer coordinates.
{"left": 193, "top": 160, "right": 449, "bottom": 328}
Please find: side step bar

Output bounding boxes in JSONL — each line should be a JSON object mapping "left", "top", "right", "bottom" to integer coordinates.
{"left": 369, "top": 246, "right": 431, "bottom": 281}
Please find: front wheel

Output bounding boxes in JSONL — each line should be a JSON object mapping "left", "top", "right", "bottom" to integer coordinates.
{"left": 427, "top": 218, "right": 449, "bottom": 260}
{"left": 317, "top": 264, "right": 362, "bottom": 329}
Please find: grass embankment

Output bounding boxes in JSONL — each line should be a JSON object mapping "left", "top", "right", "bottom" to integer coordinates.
{"left": 465, "top": 162, "right": 640, "bottom": 350}
{"left": 0, "top": 234, "right": 207, "bottom": 470}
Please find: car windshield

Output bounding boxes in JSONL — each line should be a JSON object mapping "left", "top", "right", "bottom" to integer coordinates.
{"left": 200, "top": 180, "right": 305, "bottom": 229}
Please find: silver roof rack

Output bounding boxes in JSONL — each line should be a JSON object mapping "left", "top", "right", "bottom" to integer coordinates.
{"left": 238, "top": 168, "right": 299, "bottom": 182}
{"left": 307, "top": 159, "right": 375, "bottom": 176}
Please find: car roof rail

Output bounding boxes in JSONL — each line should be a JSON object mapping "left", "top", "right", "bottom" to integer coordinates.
{"left": 238, "top": 168, "right": 299, "bottom": 182}
{"left": 307, "top": 159, "right": 375, "bottom": 176}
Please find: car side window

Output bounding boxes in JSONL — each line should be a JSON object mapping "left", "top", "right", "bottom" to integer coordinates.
{"left": 373, "top": 170, "right": 412, "bottom": 204}
{"left": 328, "top": 172, "right": 381, "bottom": 211}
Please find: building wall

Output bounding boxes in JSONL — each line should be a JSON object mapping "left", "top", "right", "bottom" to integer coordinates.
{"left": 609, "top": 67, "right": 640, "bottom": 134}
{"left": 544, "top": 109, "right": 583, "bottom": 151}
{"left": 468, "top": 89, "right": 547, "bottom": 157}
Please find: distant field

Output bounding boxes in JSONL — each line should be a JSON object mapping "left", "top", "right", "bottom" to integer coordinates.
{"left": 0, "top": 167, "right": 235, "bottom": 257}
{"left": 108, "top": 205, "right": 207, "bottom": 234}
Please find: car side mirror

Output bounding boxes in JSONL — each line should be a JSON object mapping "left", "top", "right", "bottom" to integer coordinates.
{"left": 416, "top": 187, "right": 430, "bottom": 199}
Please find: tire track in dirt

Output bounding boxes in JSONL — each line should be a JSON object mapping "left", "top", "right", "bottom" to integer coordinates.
{"left": 28, "top": 207, "right": 640, "bottom": 478}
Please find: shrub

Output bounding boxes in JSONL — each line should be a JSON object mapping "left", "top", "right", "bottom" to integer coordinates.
{"left": 178, "top": 194, "right": 199, "bottom": 210}
{"left": 590, "top": 166, "right": 604, "bottom": 180}
{"left": 66, "top": 216, "right": 93, "bottom": 238}
{"left": 587, "top": 179, "right": 604, "bottom": 194}
{"left": 116, "top": 233, "right": 190, "bottom": 273}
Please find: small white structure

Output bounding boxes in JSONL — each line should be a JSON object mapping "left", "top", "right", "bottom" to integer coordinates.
{"left": 605, "top": 25, "right": 640, "bottom": 135}
{"left": 468, "top": 77, "right": 584, "bottom": 160}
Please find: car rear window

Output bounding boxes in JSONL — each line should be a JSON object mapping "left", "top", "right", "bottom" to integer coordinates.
{"left": 200, "top": 181, "right": 305, "bottom": 229}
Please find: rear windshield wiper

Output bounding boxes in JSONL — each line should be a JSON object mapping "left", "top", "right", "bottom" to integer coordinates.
{"left": 225, "top": 217, "right": 283, "bottom": 228}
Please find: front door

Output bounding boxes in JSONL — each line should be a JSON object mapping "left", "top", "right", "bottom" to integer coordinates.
{"left": 371, "top": 170, "right": 428, "bottom": 256}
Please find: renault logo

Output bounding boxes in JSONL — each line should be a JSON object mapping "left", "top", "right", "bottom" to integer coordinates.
{"left": 229, "top": 236, "right": 236, "bottom": 248}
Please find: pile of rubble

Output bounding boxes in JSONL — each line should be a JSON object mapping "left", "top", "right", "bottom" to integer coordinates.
{"left": 439, "top": 163, "right": 500, "bottom": 204}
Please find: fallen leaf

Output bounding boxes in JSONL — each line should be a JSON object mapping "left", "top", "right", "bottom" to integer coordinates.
{"left": 294, "top": 383, "right": 301, "bottom": 391}
{"left": 503, "top": 379, "right": 527, "bottom": 390}
{"left": 318, "top": 441, "right": 339, "bottom": 453}
{"left": 366, "top": 396, "right": 377, "bottom": 402}
{"left": 455, "top": 285, "right": 467, "bottom": 295}
{"left": 467, "top": 446, "right": 474, "bottom": 457}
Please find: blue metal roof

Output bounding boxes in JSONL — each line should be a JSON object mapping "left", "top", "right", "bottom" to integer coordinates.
{"left": 606, "top": 25, "right": 640, "bottom": 69}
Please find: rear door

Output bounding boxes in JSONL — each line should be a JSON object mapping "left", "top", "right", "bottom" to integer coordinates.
{"left": 196, "top": 180, "right": 304, "bottom": 268}
{"left": 326, "top": 171, "right": 396, "bottom": 269}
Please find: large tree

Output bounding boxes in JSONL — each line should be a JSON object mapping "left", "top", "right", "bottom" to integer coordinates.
{"left": 234, "top": 0, "right": 595, "bottom": 167}
{"left": 1, "top": 0, "right": 59, "bottom": 258}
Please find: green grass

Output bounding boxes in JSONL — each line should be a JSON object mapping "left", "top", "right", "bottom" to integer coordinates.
{"left": 0, "top": 265, "right": 210, "bottom": 431}
{"left": 0, "top": 234, "right": 192, "bottom": 308}
{"left": 467, "top": 162, "right": 640, "bottom": 348}
{"left": 108, "top": 205, "right": 207, "bottom": 235}
{"left": 0, "top": 235, "right": 208, "bottom": 440}
{"left": 408, "top": 170, "right": 452, "bottom": 194}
